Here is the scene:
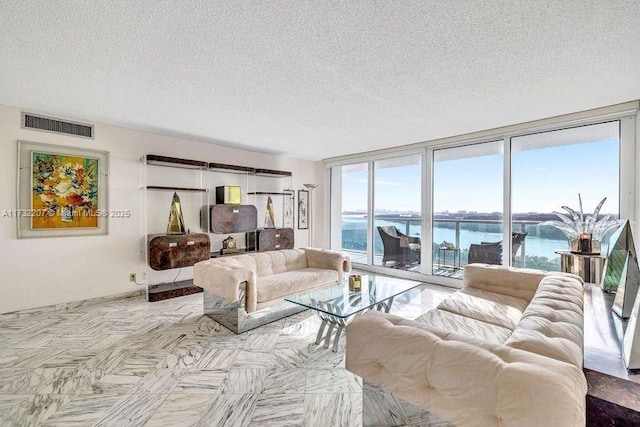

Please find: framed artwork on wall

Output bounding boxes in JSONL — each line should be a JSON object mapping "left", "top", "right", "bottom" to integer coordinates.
{"left": 283, "top": 189, "right": 294, "bottom": 228}
{"left": 17, "top": 141, "right": 110, "bottom": 238}
{"left": 298, "top": 189, "right": 308, "bottom": 230}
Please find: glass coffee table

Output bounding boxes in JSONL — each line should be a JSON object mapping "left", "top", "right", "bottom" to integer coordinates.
{"left": 285, "top": 274, "right": 421, "bottom": 352}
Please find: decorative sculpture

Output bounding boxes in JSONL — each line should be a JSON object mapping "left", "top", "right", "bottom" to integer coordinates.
{"left": 264, "top": 196, "right": 276, "bottom": 229}
{"left": 166, "top": 192, "right": 186, "bottom": 234}
{"left": 541, "top": 194, "right": 620, "bottom": 254}
{"left": 601, "top": 220, "right": 640, "bottom": 318}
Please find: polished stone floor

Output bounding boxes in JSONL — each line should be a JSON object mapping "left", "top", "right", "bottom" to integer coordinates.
{"left": 0, "top": 282, "right": 454, "bottom": 426}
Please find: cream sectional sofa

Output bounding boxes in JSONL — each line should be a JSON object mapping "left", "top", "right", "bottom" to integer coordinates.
{"left": 346, "top": 264, "right": 586, "bottom": 427}
{"left": 194, "top": 248, "right": 351, "bottom": 333}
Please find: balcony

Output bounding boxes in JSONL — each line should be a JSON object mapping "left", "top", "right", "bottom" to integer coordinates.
{"left": 342, "top": 215, "right": 572, "bottom": 278}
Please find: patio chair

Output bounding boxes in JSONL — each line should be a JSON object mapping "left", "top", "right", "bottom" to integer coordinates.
{"left": 467, "top": 232, "right": 527, "bottom": 265}
{"left": 377, "top": 226, "right": 421, "bottom": 266}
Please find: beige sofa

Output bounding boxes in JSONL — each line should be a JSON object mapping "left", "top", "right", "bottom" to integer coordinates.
{"left": 194, "top": 248, "right": 351, "bottom": 333}
{"left": 346, "top": 264, "right": 586, "bottom": 427}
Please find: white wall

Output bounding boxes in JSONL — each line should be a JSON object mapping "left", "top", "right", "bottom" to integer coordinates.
{"left": 0, "top": 105, "right": 323, "bottom": 313}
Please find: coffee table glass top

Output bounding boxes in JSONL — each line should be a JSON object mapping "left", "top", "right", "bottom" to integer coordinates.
{"left": 284, "top": 274, "right": 421, "bottom": 319}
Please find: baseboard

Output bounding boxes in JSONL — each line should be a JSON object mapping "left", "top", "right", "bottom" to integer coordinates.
{"left": 0, "top": 289, "right": 145, "bottom": 318}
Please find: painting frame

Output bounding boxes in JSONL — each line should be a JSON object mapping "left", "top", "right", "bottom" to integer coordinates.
{"left": 298, "top": 189, "right": 309, "bottom": 230}
{"left": 17, "top": 141, "right": 110, "bottom": 238}
{"left": 283, "top": 189, "right": 294, "bottom": 229}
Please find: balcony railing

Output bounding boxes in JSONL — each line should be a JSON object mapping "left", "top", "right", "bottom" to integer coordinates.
{"left": 342, "top": 215, "right": 563, "bottom": 269}
{"left": 432, "top": 218, "right": 547, "bottom": 267}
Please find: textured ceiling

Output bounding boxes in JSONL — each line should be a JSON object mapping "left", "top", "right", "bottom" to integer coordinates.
{"left": 1, "top": 1, "right": 640, "bottom": 160}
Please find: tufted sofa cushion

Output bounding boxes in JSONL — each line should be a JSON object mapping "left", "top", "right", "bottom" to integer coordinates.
{"left": 463, "top": 264, "right": 549, "bottom": 301}
{"left": 413, "top": 308, "right": 512, "bottom": 344}
{"left": 504, "top": 275, "right": 584, "bottom": 367}
{"left": 256, "top": 267, "right": 339, "bottom": 303}
{"left": 437, "top": 287, "right": 528, "bottom": 330}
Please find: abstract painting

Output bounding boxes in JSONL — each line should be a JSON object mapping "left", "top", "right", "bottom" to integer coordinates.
{"left": 31, "top": 152, "right": 99, "bottom": 229}
{"left": 18, "top": 141, "right": 109, "bottom": 238}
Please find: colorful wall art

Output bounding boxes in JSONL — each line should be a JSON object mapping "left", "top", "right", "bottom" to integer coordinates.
{"left": 18, "top": 141, "right": 109, "bottom": 238}
{"left": 31, "top": 152, "right": 100, "bottom": 229}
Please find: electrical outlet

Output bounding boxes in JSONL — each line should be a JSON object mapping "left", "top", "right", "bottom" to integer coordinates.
{"left": 129, "top": 273, "right": 136, "bottom": 283}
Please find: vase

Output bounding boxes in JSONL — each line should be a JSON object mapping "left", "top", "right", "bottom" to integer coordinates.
{"left": 570, "top": 237, "right": 600, "bottom": 254}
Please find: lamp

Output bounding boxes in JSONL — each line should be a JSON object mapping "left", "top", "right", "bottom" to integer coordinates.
{"left": 303, "top": 183, "right": 318, "bottom": 247}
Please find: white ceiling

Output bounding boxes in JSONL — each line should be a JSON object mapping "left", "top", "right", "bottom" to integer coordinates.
{"left": 1, "top": 1, "right": 640, "bottom": 161}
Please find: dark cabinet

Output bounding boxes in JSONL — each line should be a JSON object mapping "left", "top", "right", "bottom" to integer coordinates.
{"left": 210, "top": 204, "right": 258, "bottom": 234}
{"left": 247, "top": 228, "right": 294, "bottom": 252}
{"left": 148, "top": 233, "right": 210, "bottom": 271}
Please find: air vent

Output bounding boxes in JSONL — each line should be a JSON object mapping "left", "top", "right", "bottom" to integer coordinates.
{"left": 22, "top": 113, "right": 94, "bottom": 139}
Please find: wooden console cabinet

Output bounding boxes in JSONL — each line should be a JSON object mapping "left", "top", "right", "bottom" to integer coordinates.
{"left": 247, "top": 228, "right": 294, "bottom": 252}
{"left": 210, "top": 204, "right": 257, "bottom": 234}
{"left": 148, "top": 233, "right": 211, "bottom": 271}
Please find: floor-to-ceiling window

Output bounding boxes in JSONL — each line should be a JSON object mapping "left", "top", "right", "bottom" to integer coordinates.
{"left": 432, "top": 142, "right": 503, "bottom": 278}
{"left": 511, "top": 121, "right": 620, "bottom": 271}
{"left": 328, "top": 106, "right": 634, "bottom": 285}
{"left": 339, "top": 163, "right": 369, "bottom": 264}
{"left": 330, "top": 154, "right": 424, "bottom": 271}
{"left": 373, "top": 155, "right": 422, "bottom": 271}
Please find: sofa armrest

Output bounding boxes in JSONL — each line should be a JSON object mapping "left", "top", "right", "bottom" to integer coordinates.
{"left": 193, "top": 260, "right": 258, "bottom": 312}
{"left": 346, "top": 311, "right": 587, "bottom": 427}
{"left": 303, "top": 248, "right": 352, "bottom": 282}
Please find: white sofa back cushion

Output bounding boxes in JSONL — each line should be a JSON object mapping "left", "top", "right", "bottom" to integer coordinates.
{"left": 464, "top": 263, "right": 552, "bottom": 301}
{"left": 242, "top": 249, "right": 308, "bottom": 277}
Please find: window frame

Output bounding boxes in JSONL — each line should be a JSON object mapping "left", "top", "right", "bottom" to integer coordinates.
{"left": 325, "top": 102, "right": 638, "bottom": 287}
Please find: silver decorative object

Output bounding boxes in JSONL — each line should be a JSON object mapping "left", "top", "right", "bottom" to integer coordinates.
{"left": 623, "top": 287, "right": 640, "bottom": 369}
{"left": 603, "top": 220, "right": 640, "bottom": 318}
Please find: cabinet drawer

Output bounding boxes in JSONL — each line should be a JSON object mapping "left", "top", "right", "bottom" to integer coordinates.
{"left": 247, "top": 228, "right": 294, "bottom": 252}
{"left": 148, "top": 233, "right": 210, "bottom": 270}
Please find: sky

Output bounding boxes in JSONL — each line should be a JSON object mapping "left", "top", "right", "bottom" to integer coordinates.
{"left": 341, "top": 137, "right": 619, "bottom": 215}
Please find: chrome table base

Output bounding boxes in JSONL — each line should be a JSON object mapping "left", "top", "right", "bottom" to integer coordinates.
{"left": 312, "top": 296, "right": 395, "bottom": 352}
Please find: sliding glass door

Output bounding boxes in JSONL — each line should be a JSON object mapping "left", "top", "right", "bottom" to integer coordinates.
{"left": 373, "top": 155, "right": 422, "bottom": 271}
{"left": 432, "top": 142, "right": 504, "bottom": 278}
{"left": 330, "top": 154, "right": 423, "bottom": 273}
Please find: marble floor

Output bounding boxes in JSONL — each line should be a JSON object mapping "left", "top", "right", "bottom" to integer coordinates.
{"left": 0, "top": 282, "right": 454, "bottom": 427}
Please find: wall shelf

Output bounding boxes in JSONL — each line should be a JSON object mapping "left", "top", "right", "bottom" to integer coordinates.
{"left": 254, "top": 168, "right": 292, "bottom": 178}
{"left": 143, "top": 155, "right": 211, "bottom": 302}
{"left": 143, "top": 154, "right": 294, "bottom": 302}
{"left": 247, "top": 191, "right": 289, "bottom": 196}
{"left": 208, "top": 162, "right": 291, "bottom": 177}
{"left": 147, "top": 279, "right": 202, "bottom": 302}
{"left": 147, "top": 154, "right": 207, "bottom": 170}
{"left": 146, "top": 185, "right": 208, "bottom": 193}
{"left": 209, "top": 162, "right": 255, "bottom": 174}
